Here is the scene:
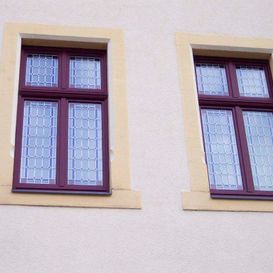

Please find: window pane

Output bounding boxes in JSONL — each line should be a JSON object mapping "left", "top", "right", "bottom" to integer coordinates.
{"left": 25, "top": 54, "right": 58, "bottom": 87}
{"left": 20, "top": 101, "right": 58, "bottom": 184}
{"left": 69, "top": 57, "right": 101, "bottom": 89}
{"left": 243, "top": 111, "right": 273, "bottom": 191}
{"left": 196, "top": 64, "right": 229, "bottom": 96}
{"left": 68, "top": 103, "right": 103, "bottom": 185}
{"left": 201, "top": 109, "right": 243, "bottom": 190}
{"left": 236, "top": 66, "right": 269, "bottom": 98}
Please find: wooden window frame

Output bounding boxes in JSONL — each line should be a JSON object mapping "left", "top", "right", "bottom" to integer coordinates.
{"left": 12, "top": 46, "right": 110, "bottom": 194}
{"left": 195, "top": 56, "right": 273, "bottom": 200}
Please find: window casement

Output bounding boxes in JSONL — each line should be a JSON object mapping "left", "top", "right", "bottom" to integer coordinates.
{"left": 195, "top": 56, "right": 273, "bottom": 199}
{"left": 12, "top": 46, "right": 110, "bottom": 194}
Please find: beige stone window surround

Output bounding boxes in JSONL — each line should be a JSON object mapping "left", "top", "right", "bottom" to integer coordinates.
{"left": 176, "top": 33, "right": 273, "bottom": 212}
{"left": 0, "top": 23, "right": 141, "bottom": 209}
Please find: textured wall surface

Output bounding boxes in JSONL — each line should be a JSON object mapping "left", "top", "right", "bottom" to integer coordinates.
{"left": 1, "top": 1, "right": 273, "bottom": 272}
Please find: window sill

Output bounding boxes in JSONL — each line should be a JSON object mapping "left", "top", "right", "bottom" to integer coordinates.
{"left": 0, "top": 185, "right": 141, "bottom": 209}
{"left": 182, "top": 191, "right": 273, "bottom": 212}
{"left": 12, "top": 188, "right": 112, "bottom": 195}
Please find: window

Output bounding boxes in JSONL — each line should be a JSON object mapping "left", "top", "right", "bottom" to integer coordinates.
{"left": 195, "top": 57, "right": 273, "bottom": 199}
{"left": 12, "top": 46, "right": 109, "bottom": 194}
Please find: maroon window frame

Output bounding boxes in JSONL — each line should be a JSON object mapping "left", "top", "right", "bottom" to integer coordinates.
{"left": 12, "top": 46, "right": 110, "bottom": 194}
{"left": 195, "top": 56, "right": 273, "bottom": 200}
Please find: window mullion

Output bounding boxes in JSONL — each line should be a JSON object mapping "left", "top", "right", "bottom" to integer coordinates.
{"left": 234, "top": 106, "right": 255, "bottom": 192}
{"left": 60, "top": 51, "right": 68, "bottom": 89}
{"left": 57, "top": 98, "right": 68, "bottom": 187}
{"left": 227, "top": 62, "right": 240, "bottom": 98}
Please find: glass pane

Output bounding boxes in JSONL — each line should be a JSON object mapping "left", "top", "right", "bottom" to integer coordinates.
{"left": 243, "top": 111, "right": 273, "bottom": 191}
{"left": 196, "top": 64, "right": 229, "bottom": 96}
{"left": 69, "top": 57, "right": 101, "bottom": 89}
{"left": 201, "top": 109, "right": 243, "bottom": 190}
{"left": 68, "top": 103, "right": 103, "bottom": 185}
{"left": 25, "top": 54, "right": 58, "bottom": 87}
{"left": 236, "top": 66, "right": 269, "bottom": 98}
{"left": 20, "top": 101, "right": 58, "bottom": 184}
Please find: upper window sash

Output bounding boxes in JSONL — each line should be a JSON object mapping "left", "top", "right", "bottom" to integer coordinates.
{"left": 20, "top": 47, "right": 108, "bottom": 95}
{"left": 25, "top": 54, "right": 59, "bottom": 88}
{"left": 195, "top": 61, "right": 229, "bottom": 96}
{"left": 194, "top": 57, "right": 273, "bottom": 101}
